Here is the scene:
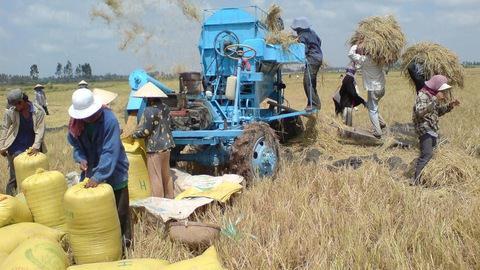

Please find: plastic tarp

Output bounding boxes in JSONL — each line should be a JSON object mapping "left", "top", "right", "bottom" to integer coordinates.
{"left": 130, "top": 197, "right": 213, "bottom": 222}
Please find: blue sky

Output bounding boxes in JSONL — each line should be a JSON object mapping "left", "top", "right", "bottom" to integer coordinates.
{"left": 0, "top": 0, "right": 478, "bottom": 77}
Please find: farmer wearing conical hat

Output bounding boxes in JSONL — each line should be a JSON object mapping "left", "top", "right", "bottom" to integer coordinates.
{"left": 291, "top": 17, "right": 323, "bottom": 110}
{"left": 349, "top": 39, "right": 387, "bottom": 139}
{"left": 0, "top": 89, "right": 46, "bottom": 195}
{"left": 67, "top": 88, "right": 132, "bottom": 246}
{"left": 78, "top": 80, "right": 88, "bottom": 89}
{"left": 131, "top": 82, "right": 175, "bottom": 198}
{"left": 412, "top": 75, "right": 460, "bottom": 185}
{"left": 33, "top": 84, "right": 49, "bottom": 115}
{"left": 92, "top": 88, "right": 118, "bottom": 108}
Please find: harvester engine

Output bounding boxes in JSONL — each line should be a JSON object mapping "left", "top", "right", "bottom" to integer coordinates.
{"left": 170, "top": 102, "right": 212, "bottom": 131}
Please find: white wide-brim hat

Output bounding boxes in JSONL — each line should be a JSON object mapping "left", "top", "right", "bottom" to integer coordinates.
{"left": 34, "top": 84, "right": 44, "bottom": 89}
{"left": 78, "top": 80, "right": 88, "bottom": 86}
{"left": 93, "top": 88, "right": 118, "bottom": 105}
{"left": 133, "top": 82, "right": 167, "bottom": 98}
{"left": 291, "top": 17, "right": 311, "bottom": 30}
{"left": 68, "top": 88, "right": 103, "bottom": 119}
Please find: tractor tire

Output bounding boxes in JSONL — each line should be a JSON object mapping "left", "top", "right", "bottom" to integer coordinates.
{"left": 230, "top": 122, "right": 280, "bottom": 182}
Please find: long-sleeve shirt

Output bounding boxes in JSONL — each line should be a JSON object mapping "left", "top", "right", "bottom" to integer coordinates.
{"left": 132, "top": 103, "right": 175, "bottom": 153}
{"left": 34, "top": 90, "right": 47, "bottom": 107}
{"left": 412, "top": 91, "right": 453, "bottom": 137}
{"left": 297, "top": 29, "right": 323, "bottom": 65}
{"left": 67, "top": 108, "right": 129, "bottom": 190}
{"left": 0, "top": 102, "right": 46, "bottom": 152}
{"left": 348, "top": 45, "right": 385, "bottom": 92}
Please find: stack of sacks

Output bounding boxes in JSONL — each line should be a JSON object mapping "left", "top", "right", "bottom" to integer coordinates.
{"left": 67, "top": 246, "right": 224, "bottom": 270}
{"left": 0, "top": 194, "right": 32, "bottom": 227}
{"left": 67, "top": 259, "right": 169, "bottom": 269}
{"left": 22, "top": 169, "right": 67, "bottom": 230}
{"left": 64, "top": 181, "right": 122, "bottom": 264}
{"left": 122, "top": 138, "right": 152, "bottom": 201}
{"left": 0, "top": 222, "right": 66, "bottom": 267}
{"left": 13, "top": 149, "right": 49, "bottom": 192}
{"left": 0, "top": 238, "right": 68, "bottom": 270}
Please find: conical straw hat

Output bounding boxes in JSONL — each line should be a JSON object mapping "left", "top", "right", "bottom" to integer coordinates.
{"left": 93, "top": 88, "right": 118, "bottom": 105}
{"left": 78, "top": 80, "right": 88, "bottom": 86}
{"left": 34, "top": 84, "right": 44, "bottom": 89}
{"left": 133, "top": 82, "right": 167, "bottom": 98}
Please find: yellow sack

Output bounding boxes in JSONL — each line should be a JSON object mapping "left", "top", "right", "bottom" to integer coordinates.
{"left": 0, "top": 194, "right": 33, "bottom": 227}
{"left": 67, "top": 258, "right": 169, "bottom": 269}
{"left": 175, "top": 182, "right": 243, "bottom": 203}
{"left": 0, "top": 237, "right": 69, "bottom": 270}
{"left": 0, "top": 222, "right": 65, "bottom": 254}
{"left": 15, "top": 192, "right": 27, "bottom": 204}
{"left": 22, "top": 169, "right": 67, "bottom": 229}
{"left": 0, "top": 251, "right": 8, "bottom": 266}
{"left": 123, "top": 139, "right": 151, "bottom": 201}
{"left": 163, "top": 246, "right": 224, "bottom": 270}
{"left": 13, "top": 149, "right": 49, "bottom": 192}
{"left": 64, "top": 181, "right": 122, "bottom": 264}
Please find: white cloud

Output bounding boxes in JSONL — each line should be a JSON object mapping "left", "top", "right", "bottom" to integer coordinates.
{"left": 12, "top": 4, "right": 75, "bottom": 26}
{"left": 0, "top": 26, "right": 9, "bottom": 39}
{"left": 38, "top": 43, "right": 62, "bottom": 53}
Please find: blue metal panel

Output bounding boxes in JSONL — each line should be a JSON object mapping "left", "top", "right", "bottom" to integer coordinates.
{"left": 263, "top": 44, "right": 306, "bottom": 63}
{"left": 172, "top": 130, "right": 243, "bottom": 138}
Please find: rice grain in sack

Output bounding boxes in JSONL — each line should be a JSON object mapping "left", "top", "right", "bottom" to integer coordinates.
{"left": 0, "top": 222, "right": 65, "bottom": 254}
{"left": 13, "top": 149, "right": 49, "bottom": 192}
{"left": 64, "top": 181, "right": 122, "bottom": 264}
{"left": 163, "top": 246, "right": 224, "bottom": 270}
{"left": 67, "top": 258, "right": 170, "bottom": 269}
{"left": 123, "top": 139, "right": 151, "bottom": 200}
{"left": 0, "top": 238, "right": 68, "bottom": 270}
{"left": 0, "top": 194, "right": 33, "bottom": 227}
{"left": 22, "top": 169, "right": 67, "bottom": 229}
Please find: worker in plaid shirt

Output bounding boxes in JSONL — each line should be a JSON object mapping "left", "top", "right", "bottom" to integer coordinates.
{"left": 412, "top": 75, "right": 460, "bottom": 184}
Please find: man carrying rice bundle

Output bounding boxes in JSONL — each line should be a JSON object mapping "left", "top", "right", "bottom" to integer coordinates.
{"left": 348, "top": 41, "right": 387, "bottom": 139}
{"left": 412, "top": 75, "right": 460, "bottom": 185}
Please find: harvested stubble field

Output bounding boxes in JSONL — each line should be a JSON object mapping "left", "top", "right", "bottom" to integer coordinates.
{"left": 1, "top": 68, "right": 479, "bottom": 269}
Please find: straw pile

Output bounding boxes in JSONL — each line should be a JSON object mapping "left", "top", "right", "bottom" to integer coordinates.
{"left": 349, "top": 15, "right": 406, "bottom": 66}
{"left": 401, "top": 42, "right": 465, "bottom": 88}
{"left": 264, "top": 4, "right": 298, "bottom": 49}
{"left": 419, "top": 146, "right": 480, "bottom": 188}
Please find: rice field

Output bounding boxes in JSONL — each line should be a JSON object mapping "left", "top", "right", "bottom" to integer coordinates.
{"left": 1, "top": 68, "right": 479, "bottom": 269}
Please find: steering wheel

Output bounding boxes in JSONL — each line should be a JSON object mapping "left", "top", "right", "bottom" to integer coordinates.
{"left": 214, "top": 30, "right": 239, "bottom": 57}
{"left": 224, "top": 44, "right": 257, "bottom": 60}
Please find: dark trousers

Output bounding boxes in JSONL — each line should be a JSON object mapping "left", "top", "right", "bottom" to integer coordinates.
{"left": 303, "top": 63, "right": 321, "bottom": 108}
{"left": 42, "top": 106, "right": 50, "bottom": 115}
{"left": 114, "top": 187, "right": 132, "bottom": 249}
{"left": 414, "top": 133, "right": 437, "bottom": 184}
{"left": 6, "top": 153, "right": 19, "bottom": 195}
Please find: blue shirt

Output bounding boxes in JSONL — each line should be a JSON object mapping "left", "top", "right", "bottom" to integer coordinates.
{"left": 8, "top": 105, "right": 35, "bottom": 155}
{"left": 67, "top": 108, "right": 129, "bottom": 190}
{"left": 297, "top": 28, "right": 323, "bottom": 65}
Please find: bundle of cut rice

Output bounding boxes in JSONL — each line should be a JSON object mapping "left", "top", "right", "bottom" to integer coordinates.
{"left": 264, "top": 4, "right": 298, "bottom": 49}
{"left": 349, "top": 15, "right": 406, "bottom": 66}
{"left": 400, "top": 42, "right": 465, "bottom": 88}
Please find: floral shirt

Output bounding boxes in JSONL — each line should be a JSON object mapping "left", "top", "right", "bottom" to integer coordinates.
{"left": 412, "top": 91, "right": 453, "bottom": 137}
{"left": 132, "top": 103, "right": 175, "bottom": 153}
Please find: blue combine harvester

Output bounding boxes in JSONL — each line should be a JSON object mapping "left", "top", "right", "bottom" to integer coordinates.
{"left": 126, "top": 6, "right": 317, "bottom": 179}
